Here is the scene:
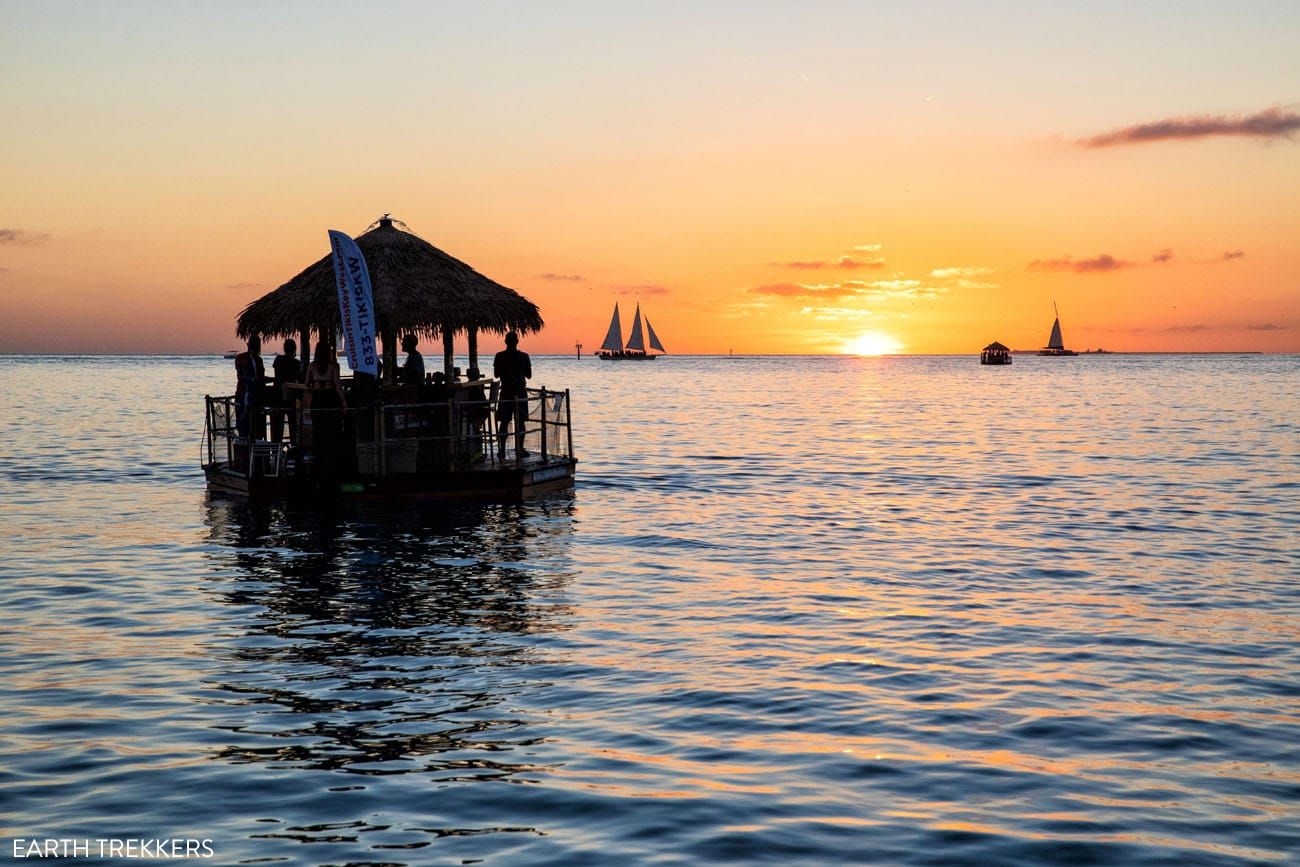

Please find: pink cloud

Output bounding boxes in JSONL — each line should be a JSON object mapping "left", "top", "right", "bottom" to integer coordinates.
{"left": 615, "top": 284, "right": 671, "bottom": 295}
{"left": 1079, "top": 107, "right": 1300, "bottom": 148}
{"left": 0, "top": 229, "right": 50, "bottom": 245}
{"left": 1028, "top": 254, "right": 1133, "bottom": 273}
{"left": 772, "top": 255, "right": 884, "bottom": 270}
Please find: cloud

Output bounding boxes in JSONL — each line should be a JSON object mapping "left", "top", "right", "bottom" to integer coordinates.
{"left": 1027, "top": 254, "right": 1133, "bottom": 273}
{"left": 614, "top": 284, "right": 671, "bottom": 295}
{"left": 750, "top": 276, "right": 948, "bottom": 303}
{"left": 799, "top": 306, "right": 875, "bottom": 321}
{"left": 1031, "top": 247, "right": 1245, "bottom": 271}
{"left": 1079, "top": 107, "right": 1300, "bottom": 148}
{"left": 719, "top": 299, "right": 771, "bottom": 319}
{"left": 749, "top": 282, "right": 857, "bottom": 300}
{"left": 225, "top": 281, "right": 263, "bottom": 290}
{"left": 538, "top": 272, "right": 583, "bottom": 281}
{"left": 772, "top": 256, "right": 884, "bottom": 270}
{"left": 956, "top": 278, "right": 1000, "bottom": 289}
{"left": 854, "top": 279, "right": 946, "bottom": 300}
{"left": 853, "top": 243, "right": 882, "bottom": 252}
{"left": 837, "top": 256, "right": 884, "bottom": 269}
{"left": 931, "top": 266, "right": 993, "bottom": 278}
{"left": 865, "top": 279, "right": 921, "bottom": 291}
{"left": 1119, "top": 322, "right": 1287, "bottom": 334}
{"left": 0, "top": 229, "right": 50, "bottom": 245}
{"left": 774, "top": 260, "right": 830, "bottom": 270}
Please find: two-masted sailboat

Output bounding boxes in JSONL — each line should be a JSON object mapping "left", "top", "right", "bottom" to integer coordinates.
{"left": 597, "top": 302, "right": 666, "bottom": 360}
{"left": 1038, "top": 302, "right": 1078, "bottom": 357}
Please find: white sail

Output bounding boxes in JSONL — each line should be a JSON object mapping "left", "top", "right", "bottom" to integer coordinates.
{"left": 600, "top": 304, "right": 623, "bottom": 352}
{"left": 1047, "top": 317, "right": 1064, "bottom": 350}
{"left": 625, "top": 304, "right": 646, "bottom": 352}
{"left": 646, "top": 317, "right": 666, "bottom": 353}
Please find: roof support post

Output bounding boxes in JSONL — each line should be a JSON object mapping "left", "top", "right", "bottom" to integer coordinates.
{"left": 382, "top": 327, "right": 398, "bottom": 385}
{"left": 467, "top": 327, "right": 478, "bottom": 376}
{"left": 299, "top": 329, "right": 311, "bottom": 371}
{"left": 442, "top": 326, "right": 455, "bottom": 379}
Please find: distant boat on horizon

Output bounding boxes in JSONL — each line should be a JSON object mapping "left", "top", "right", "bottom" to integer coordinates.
{"left": 1038, "top": 302, "right": 1078, "bottom": 357}
{"left": 221, "top": 349, "right": 239, "bottom": 359}
{"left": 598, "top": 302, "right": 666, "bottom": 361}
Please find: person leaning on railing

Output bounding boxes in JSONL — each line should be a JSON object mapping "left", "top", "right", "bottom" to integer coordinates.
{"left": 270, "top": 338, "right": 300, "bottom": 443}
{"left": 304, "top": 342, "right": 347, "bottom": 479}
{"left": 493, "top": 331, "right": 531, "bottom": 463}
{"left": 401, "top": 334, "right": 425, "bottom": 387}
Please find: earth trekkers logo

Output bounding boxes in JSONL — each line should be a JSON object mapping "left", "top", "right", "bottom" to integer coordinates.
{"left": 11, "top": 838, "right": 214, "bottom": 859}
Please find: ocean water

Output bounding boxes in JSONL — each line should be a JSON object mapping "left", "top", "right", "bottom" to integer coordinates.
{"left": 1, "top": 353, "right": 1297, "bottom": 865}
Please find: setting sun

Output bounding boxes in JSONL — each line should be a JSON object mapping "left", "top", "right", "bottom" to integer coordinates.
{"left": 845, "top": 332, "right": 904, "bottom": 356}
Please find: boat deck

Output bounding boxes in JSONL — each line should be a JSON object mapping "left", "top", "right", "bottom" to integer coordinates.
{"left": 203, "top": 386, "right": 576, "bottom": 502}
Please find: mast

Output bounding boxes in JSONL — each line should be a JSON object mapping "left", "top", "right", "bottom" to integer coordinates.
{"left": 625, "top": 304, "right": 646, "bottom": 352}
{"left": 600, "top": 304, "right": 623, "bottom": 352}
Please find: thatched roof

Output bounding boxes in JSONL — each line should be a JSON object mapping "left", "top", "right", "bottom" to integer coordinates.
{"left": 237, "top": 217, "right": 543, "bottom": 340}
{"left": 983, "top": 341, "right": 1009, "bottom": 351}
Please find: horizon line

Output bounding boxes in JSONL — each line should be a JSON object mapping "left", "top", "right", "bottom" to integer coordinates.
{"left": 0, "top": 351, "right": 1285, "bottom": 358}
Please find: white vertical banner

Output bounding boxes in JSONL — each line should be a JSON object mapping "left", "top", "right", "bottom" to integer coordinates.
{"left": 327, "top": 230, "right": 378, "bottom": 376}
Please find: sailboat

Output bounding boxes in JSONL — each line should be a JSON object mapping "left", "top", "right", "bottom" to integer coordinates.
{"left": 597, "top": 302, "right": 667, "bottom": 360}
{"left": 1037, "top": 302, "right": 1078, "bottom": 357}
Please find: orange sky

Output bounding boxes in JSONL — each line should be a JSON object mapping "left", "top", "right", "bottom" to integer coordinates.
{"left": 1, "top": 3, "right": 1296, "bottom": 354}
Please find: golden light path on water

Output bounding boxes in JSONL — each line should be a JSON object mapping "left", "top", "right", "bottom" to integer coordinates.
{"left": 0, "top": 353, "right": 1297, "bottom": 865}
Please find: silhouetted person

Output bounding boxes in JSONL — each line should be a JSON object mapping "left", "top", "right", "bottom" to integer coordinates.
{"left": 494, "top": 331, "right": 531, "bottom": 463}
{"left": 304, "top": 342, "right": 347, "bottom": 482}
{"left": 234, "top": 335, "right": 265, "bottom": 440}
{"left": 401, "top": 334, "right": 425, "bottom": 387}
{"left": 270, "top": 338, "right": 300, "bottom": 442}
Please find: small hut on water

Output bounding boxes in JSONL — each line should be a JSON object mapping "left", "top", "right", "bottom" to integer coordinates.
{"left": 203, "top": 216, "right": 576, "bottom": 499}
{"left": 980, "top": 341, "right": 1012, "bottom": 365}
{"left": 236, "top": 216, "right": 543, "bottom": 381}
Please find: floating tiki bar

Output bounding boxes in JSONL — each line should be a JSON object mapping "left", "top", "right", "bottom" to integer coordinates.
{"left": 203, "top": 216, "right": 576, "bottom": 499}
{"left": 980, "top": 341, "right": 1012, "bottom": 365}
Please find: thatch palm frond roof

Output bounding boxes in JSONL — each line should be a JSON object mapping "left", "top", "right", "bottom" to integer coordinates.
{"left": 983, "top": 341, "right": 1009, "bottom": 351}
{"left": 237, "top": 217, "right": 543, "bottom": 340}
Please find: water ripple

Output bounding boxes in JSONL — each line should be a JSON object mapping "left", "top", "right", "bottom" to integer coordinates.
{"left": 1, "top": 354, "right": 1298, "bottom": 864}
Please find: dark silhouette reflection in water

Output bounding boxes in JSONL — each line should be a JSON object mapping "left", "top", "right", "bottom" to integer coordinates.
{"left": 200, "top": 495, "right": 576, "bottom": 854}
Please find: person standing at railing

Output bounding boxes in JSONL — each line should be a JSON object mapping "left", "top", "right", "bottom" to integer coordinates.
{"left": 401, "top": 334, "right": 425, "bottom": 387}
{"left": 493, "top": 331, "right": 531, "bottom": 463}
{"left": 270, "top": 338, "right": 300, "bottom": 443}
{"left": 234, "top": 335, "right": 265, "bottom": 440}
{"left": 304, "top": 342, "right": 347, "bottom": 482}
